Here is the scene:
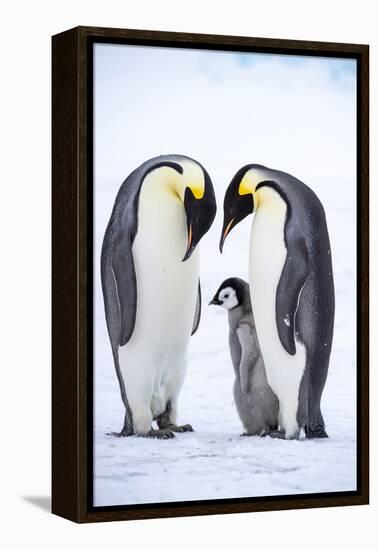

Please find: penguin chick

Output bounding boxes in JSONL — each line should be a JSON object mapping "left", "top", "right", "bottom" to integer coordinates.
{"left": 209, "top": 277, "right": 279, "bottom": 436}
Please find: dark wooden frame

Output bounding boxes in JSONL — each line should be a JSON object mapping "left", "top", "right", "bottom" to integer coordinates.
{"left": 52, "top": 26, "right": 369, "bottom": 523}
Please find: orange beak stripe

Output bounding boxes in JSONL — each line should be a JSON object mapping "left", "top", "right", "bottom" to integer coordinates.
{"left": 223, "top": 218, "right": 235, "bottom": 241}
{"left": 186, "top": 223, "right": 193, "bottom": 253}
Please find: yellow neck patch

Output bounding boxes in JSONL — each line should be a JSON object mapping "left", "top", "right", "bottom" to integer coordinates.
{"left": 238, "top": 176, "right": 255, "bottom": 196}
{"left": 149, "top": 162, "right": 205, "bottom": 202}
{"left": 188, "top": 183, "right": 205, "bottom": 199}
{"left": 238, "top": 169, "right": 265, "bottom": 196}
{"left": 181, "top": 160, "right": 205, "bottom": 200}
{"left": 238, "top": 169, "right": 266, "bottom": 209}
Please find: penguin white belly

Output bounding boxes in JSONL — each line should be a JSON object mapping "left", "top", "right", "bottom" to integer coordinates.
{"left": 249, "top": 193, "right": 306, "bottom": 438}
{"left": 118, "top": 184, "right": 198, "bottom": 434}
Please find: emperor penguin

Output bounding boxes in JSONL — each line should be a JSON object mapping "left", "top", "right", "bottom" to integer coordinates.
{"left": 101, "top": 155, "right": 216, "bottom": 439}
{"left": 220, "top": 164, "right": 335, "bottom": 440}
{"left": 209, "top": 277, "right": 279, "bottom": 436}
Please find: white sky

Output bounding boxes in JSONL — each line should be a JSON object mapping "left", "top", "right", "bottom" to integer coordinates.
{"left": 94, "top": 43, "right": 356, "bottom": 197}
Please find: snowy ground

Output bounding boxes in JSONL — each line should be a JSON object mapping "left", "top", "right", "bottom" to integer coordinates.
{"left": 93, "top": 175, "right": 356, "bottom": 506}
{"left": 93, "top": 45, "right": 357, "bottom": 507}
{"left": 94, "top": 339, "right": 356, "bottom": 506}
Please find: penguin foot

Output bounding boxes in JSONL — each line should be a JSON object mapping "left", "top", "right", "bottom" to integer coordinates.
{"left": 259, "top": 429, "right": 274, "bottom": 437}
{"left": 269, "top": 429, "right": 300, "bottom": 440}
{"left": 106, "top": 426, "right": 134, "bottom": 437}
{"left": 156, "top": 411, "right": 193, "bottom": 433}
{"left": 305, "top": 425, "right": 329, "bottom": 439}
{"left": 268, "top": 430, "right": 287, "bottom": 440}
{"left": 241, "top": 430, "right": 272, "bottom": 437}
{"left": 260, "top": 426, "right": 280, "bottom": 437}
{"left": 145, "top": 428, "right": 176, "bottom": 439}
{"left": 166, "top": 423, "right": 194, "bottom": 433}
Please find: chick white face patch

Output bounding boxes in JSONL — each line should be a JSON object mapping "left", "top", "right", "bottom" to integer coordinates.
{"left": 219, "top": 287, "right": 239, "bottom": 310}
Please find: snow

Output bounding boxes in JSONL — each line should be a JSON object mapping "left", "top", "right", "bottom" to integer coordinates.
{"left": 93, "top": 44, "right": 357, "bottom": 506}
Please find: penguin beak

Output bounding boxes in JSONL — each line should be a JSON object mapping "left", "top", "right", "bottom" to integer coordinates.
{"left": 219, "top": 218, "right": 235, "bottom": 254}
{"left": 183, "top": 224, "right": 194, "bottom": 261}
{"left": 220, "top": 186, "right": 254, "bottom": 253}
{"left": 209, "top": 297, "right": 222, "bottom": 306}
{"left": 182, "top": 179, "right": 217, "bottom": 262}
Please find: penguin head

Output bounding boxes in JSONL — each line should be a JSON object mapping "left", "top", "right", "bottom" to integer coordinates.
{"left": 181, "top": 169, "right": 217, "bottom": 261}
{"left": 209, "top": 277, "right": 249, "bottom": 310}
{"left": 165, "top": 159, "right": 217, "bottom": 261}
{"left": 220, "top": 164, "right": 268, "bottom": 252}
{"left": 142, "top": 157, "right": 216, "bottom": 261}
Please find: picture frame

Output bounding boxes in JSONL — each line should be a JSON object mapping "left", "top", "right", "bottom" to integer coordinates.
{"left": 52, "top": 25, "right": 369, "bottom": 523}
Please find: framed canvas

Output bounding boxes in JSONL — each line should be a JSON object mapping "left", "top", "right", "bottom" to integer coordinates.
{"left": 52, "top": 26, "right": 369, "bottom": 523}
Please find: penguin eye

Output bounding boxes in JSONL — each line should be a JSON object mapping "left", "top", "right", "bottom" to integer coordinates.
{"left": 224, "top": 293, "right": 229, "bottom": 299}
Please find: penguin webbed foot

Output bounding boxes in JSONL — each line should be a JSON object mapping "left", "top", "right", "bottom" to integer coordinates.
{"left": 108, "top": 426, "right": 176, "bottom": 439}
{"left": 268, "top": 429, "right": 300, "bottom": 440}
{"left": 156, "top": 410, "right": 194, "bottom": 433}
{"left": 305, "top": 424, "right": 329, "bottom": 439}
{"left": 240, "top": 431, "right": 262, "bottom": 437}
{"left": 268, "top": 429, "right": 287, "bottom": 440}
{"left": 260, "top": 425, "right": 280, "bottom": 437}
{"left": 165, "top": 423, "right": 194, "bottom": 433}
{"left": 241, "top": 425, "right": 279, "bottom": 437}
{"left": 106, "top": 426, "right": 134, "bottom": 437}
{"left": 144, "top": 428, "right": 176, "bottom": 439}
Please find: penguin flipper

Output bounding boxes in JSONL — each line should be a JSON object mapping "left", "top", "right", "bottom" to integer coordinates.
{"left": 111, "top": 228, "right": 137, "bottom": 347}
{"left": 191, "top": 280, "right": 201, "bottom": 335}
{"left": 276, "top": 235, "right": 309, "bottom": 355}
{"left": 236, "top": 324, "right": 256, "bottom": 394}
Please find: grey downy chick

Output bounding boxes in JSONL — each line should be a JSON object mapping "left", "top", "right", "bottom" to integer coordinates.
{"left": 210, "top": 277, "right": 279, "bottom": 436}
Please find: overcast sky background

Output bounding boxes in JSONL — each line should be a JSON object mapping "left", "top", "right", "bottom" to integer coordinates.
{"left": 94, "top": 44, "right": 356, "bottom": 192}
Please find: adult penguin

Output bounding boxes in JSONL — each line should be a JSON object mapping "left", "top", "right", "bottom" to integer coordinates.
{"left": 220, "top": 164, "right": 334, "bottom": 439}
{"left": 101, "top": 155, "right": 216, "bottom": 439}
